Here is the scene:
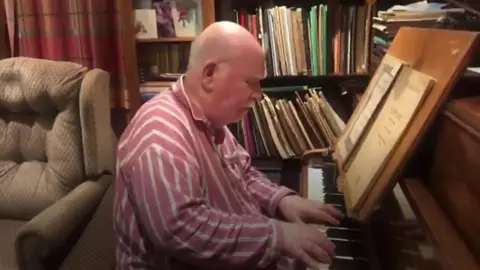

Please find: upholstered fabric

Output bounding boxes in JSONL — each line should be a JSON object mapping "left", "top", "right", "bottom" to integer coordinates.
{"left": 58, "top": 182, "right": 116, "bottom": 270}
{"left": 0, "top": 58, "right": 87, "bottom": 220}
{"left": 0, "top": 57, "right": 115, "bottom": 221}
{"left": 0, "top": 219, "right": 25, "bottom": 269}
{"left": 0, "top": 57, "right": 116, "bottom": 270}
{"left": 79, "top": 68, "right": 116, "bottom": 177}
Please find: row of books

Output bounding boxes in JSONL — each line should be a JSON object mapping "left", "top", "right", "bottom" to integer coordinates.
{"left": 233, "top": 4, "right": 368, "bottom": 77}
{"left": 137, "top": 44, "right": 190, "bottom": 83}
{"left": 229, "top": 87, "right": 346, "bottom": 158}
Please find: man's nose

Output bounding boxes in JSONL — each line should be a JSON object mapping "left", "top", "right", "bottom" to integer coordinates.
{"left": 250, "top": 90, "right": 263, "bottom": 101}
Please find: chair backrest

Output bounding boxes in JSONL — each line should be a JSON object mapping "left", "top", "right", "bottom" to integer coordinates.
{"left": 0, "top": 57, "right": 115, "bottom": 220}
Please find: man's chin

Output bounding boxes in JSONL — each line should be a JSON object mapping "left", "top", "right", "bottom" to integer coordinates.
{"left": 226, "top": 114, "right": 247, "bottom": 125}
{"left": 220, "top": 109, "right": 250, "bottom": 125}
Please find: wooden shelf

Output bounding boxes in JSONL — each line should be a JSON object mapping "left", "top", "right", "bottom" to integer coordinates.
{"left": 260, "top": 74, "right": 371, "bottom": 88}
{"left": 136, "top": 37, "right": 195, "bottom": 43}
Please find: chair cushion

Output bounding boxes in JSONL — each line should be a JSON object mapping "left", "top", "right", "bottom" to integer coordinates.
{"left": 0, "top": 219, "right": 25, "bottom": 270}
{"left": 0, "top": 58, "right": 87, "bottom": 220}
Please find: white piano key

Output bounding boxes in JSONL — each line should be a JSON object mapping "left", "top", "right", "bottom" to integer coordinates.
{"left": 307, "top": 167, "right": 325, "bottom": 202}
{"left": 315, "top": 225, "right": 362, "bottom": 232}
{"left": 328, "top": 237, "right": 361, "bottom": 243}
{"left": 306, "top": 256, "right": 360, "bottom": 270}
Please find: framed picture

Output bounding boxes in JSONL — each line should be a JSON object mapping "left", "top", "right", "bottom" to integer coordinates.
{"left": 134, "top": 9, "right": 158, "bottom": 39}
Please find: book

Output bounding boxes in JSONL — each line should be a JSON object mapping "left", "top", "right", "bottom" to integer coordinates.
{"left": 234, "top": 4, "right": 369, "bottom": 76}
{"left": 229, "top": 86, "right": 346, "bottom": 158}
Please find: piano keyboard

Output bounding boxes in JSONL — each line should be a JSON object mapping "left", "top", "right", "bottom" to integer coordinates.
{"left": 306, "top": 157, "right": 371, "bottom": 270}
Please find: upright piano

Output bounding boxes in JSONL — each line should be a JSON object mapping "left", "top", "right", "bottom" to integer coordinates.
{"left": 295, "top": 27, "right": 480, "bottom": 270}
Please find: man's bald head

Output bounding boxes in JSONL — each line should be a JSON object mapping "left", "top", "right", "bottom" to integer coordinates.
{"left": 187, "top": 21, "right": 264, "bottom": 71}
{"left": 182, "top": 21, "right": 265, "bottom": 127}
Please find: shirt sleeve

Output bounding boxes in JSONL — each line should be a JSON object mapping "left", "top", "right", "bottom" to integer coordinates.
{"left": 236, "top": 142, "right": 297, "bottom": 217}
{"left": 127, "top": 146, "right": 284, "bottom": 269}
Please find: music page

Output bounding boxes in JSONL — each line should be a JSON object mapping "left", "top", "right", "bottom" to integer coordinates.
{"left": 336, "top": 54, "right": 404, "bottom": 165}
{"left": 344, "top": 67, "right": 434, "bottom": 208}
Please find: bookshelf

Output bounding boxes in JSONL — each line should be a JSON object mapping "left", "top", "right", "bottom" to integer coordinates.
{"left": 212, "top": 0, "right": 376, "bottom": 187}
{"left": 233, "top": 74, "right": 370, "bottom": 189}
{"left": 213, "top": 0, "right": 375, "bottom": 160}
{"left": 120, "top": 0, "right": 216, "bottom": 114}
{"left": 217, "top": 0, "right": 375, "bottom": 77}
{"left": 229, "top": 75, "right": 369, "bottom": 158}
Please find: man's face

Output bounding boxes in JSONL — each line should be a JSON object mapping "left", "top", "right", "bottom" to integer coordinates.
{"left": 204, "top": 50, "right": 265, "bottom": 126}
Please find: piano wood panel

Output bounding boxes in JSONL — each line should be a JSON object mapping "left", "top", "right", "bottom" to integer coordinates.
{"left": 371, "top": 186, "right": 444, "bottom": 270}
{"left": 400, "top": 178, "right": 479, "bottom": 270}
{"left": 429, "top": 96, "right": 480, "bottom": 263}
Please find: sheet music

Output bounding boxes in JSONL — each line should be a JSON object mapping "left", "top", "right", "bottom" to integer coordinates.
{"left": 336, "top": 54, "right": 403, "bottom": 164}
{"left": 344, "top": 67, "right": 434, "bottom": 207}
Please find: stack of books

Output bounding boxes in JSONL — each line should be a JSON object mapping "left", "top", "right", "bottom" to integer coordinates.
{"left": 372, "top": 1, "right": 466, "bottom": 70}
{"left": 229, "top": 86, "right": 346, "bottom": 158}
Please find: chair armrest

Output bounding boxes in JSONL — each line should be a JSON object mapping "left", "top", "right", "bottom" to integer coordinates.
{"left": 59, "top": 181, "right": 116, "bottom": 270}
{"left": 15, "top": 174, "right": 113, "bottom": 270}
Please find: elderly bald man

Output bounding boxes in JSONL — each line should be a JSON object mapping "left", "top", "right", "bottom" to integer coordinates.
{"left": 114, "top": 21, "right": 344, "bottom": 270}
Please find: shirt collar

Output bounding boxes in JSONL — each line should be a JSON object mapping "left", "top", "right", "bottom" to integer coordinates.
{"left": 171, "top": 75, "right": 225, "bottom": 144}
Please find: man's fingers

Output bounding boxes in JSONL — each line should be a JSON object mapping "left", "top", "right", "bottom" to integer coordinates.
{"left": 308, "top": 229, "right": 335, "bottom": 257}
{"left": 306, "top": 242, "right": 332, "bottom": 264}
{"left": 293, "top": 216, "right": 307, "bottom": 224}
{"left": 297, "top": 249, "right": 322, "bottom": 270}
{"left": 314, "top": 209, "right": 340, "bottom": 226}
{"left": 322, "top": 204, "right": 345, "bottom": 219}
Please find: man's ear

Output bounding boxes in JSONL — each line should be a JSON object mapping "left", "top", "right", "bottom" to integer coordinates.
{"left": 202, "top": 61, "right": 216, "bottom": 93}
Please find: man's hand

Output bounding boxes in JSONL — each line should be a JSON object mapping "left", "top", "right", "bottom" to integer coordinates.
{"left": 278, "top": 195, "right": 344, "bottom": 225}
{"left": 279, "top": 221, "right": 335, "bottom": 268}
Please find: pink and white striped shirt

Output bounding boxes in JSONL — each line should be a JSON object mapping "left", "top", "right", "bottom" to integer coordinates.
{"left": 114, "top": 76, "right": 297, "bottom": 270}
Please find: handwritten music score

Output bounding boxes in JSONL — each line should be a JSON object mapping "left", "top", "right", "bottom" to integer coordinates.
{"left": 344, "top": 66, "right": 434, "bottom": 207}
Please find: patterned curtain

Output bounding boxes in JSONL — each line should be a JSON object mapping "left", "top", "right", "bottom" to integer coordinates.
{"left": 4, "top": 0, "right": 129, "bottom": 109}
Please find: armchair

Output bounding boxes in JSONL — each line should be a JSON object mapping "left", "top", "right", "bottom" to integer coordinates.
{"left": 0, "top": 57, "right": 116, "bottom": 270}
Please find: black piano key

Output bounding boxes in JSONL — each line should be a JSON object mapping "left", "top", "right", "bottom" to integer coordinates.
{"left": 321, "top": 178, "right": 338, "bottom": 194}
{"left": 315, "top": 163, "right": 338, "bottom": 193}
{"left": 326, "top": 227, "right": 363, "bottom": 241}
{"left": 338, "top": 217, "right": 360, "bottom": 229}
{"left": 333, "top": 204, "right": 346, "bottom": 215}
{"left": 328, "top": 257, "right": 370, "bottom": 270}
{"left": 323, "top": 184, "right": 338, "bottom": 194}
{"left": 331, "top": 239, "right": 366, "bottom": 258}
{"left": 324, "top": 193, "right": 345, "bottom": 206}
{"left": 323, "top": 188, "right": 338, "bottom": 195}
